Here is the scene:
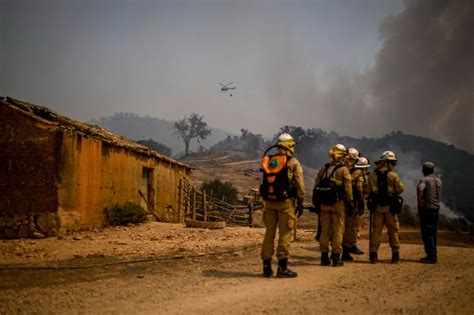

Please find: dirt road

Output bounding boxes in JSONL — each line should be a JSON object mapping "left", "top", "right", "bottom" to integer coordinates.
{"left": 1, "top": 223, "right": 473, "bottom": 314}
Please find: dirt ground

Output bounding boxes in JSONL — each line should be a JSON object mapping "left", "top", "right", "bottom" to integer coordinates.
{"left": 1, "top": 220, "right": 473, "bottom": 315}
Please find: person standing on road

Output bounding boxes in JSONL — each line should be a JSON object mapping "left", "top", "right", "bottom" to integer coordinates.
{"left": 417, "top": 162, "right": 442, "bottom": 264}
{"left": 260, "top": 133, "right": 305, "bottom": 278}
{"left": 366, "top": 151, "right": 404, "bottom": 264}
{"left": 342, "top": 154, "right": 370, "bottom": 261}
{"left": 313, "top": 144, "right": 352, "bottom": 267}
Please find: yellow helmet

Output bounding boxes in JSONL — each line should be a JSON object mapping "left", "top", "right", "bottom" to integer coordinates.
{"left": 344, "top": 147, "right": 359, "bottom": 166}
{"left": 277, "top": 132, "right": 296, "bottom": 154}
{"left": 329, "top": 144, "right": 347, "bottom": 163}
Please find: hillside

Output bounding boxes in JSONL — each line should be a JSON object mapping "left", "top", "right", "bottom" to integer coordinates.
{"left": 89, "top": 113, "right": 234, "bottom": 157}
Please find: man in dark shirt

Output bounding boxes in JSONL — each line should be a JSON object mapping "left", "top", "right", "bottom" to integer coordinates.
{"left": 417, "top": 162, "right": 442, "bottom": 264}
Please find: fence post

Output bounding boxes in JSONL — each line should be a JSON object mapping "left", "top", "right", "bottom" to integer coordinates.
{"left": 203, "top": 192, "right": 207, "bottom": 221}
{"left": 192, "top": 188, "right": 196, "bottom": 221}
{"left": 178, "top": 178, "right": 183, "bottom": 223}
{"left": 248, "top": 201, "right": 253, "bottom": 227}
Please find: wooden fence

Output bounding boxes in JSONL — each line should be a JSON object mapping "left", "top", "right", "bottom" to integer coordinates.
{"left": 177, "top": 178, "right": 263, "bottom": 227}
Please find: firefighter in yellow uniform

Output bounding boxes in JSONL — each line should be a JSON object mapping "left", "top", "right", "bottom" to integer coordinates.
{"left": 342, "top": 149, "right": 367, "bottom": 261}
{"left": 366, "top": 151, "right": 404, "bottom": 264}
{"left": 261, "top": 133, "right": 305, "bottom": 278}
{"left": 313, "top": 144, "right": 352, "bottom": 266}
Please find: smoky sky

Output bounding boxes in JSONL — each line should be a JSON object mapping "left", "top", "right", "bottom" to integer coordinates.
{"left": 1, "top": 0, "right": 472, "bottom": 152}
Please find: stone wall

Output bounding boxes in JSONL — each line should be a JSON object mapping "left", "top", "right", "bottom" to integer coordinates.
{"left": 0, "top": 103, "right": 60, "bottom": 238}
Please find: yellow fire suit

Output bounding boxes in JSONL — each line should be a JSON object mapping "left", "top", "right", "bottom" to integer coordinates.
{"left": 261, "top": 156, "right": 305, "bottom": 260}
{"left": 314, "top": 163, "right": 352, "bottom": 254}
{"left": 366, "top": 165, "right": 404, "bottom": 253}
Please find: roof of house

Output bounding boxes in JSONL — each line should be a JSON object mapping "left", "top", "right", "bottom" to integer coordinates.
{"left": 1, "top": 97, "right": 192, "bottom": 170}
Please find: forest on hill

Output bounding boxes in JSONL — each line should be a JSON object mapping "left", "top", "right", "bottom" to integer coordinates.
{"left": 89, "top": 113, "right": 233, "bottom": 157}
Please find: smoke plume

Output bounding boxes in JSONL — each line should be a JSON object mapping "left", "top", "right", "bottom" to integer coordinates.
{"left": 370, "top": 0, "right": 474, "bottom": 151}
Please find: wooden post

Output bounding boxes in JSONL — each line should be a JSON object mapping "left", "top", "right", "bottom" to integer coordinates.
{"left": 203, "top": 192, "right": 207, "bottom": 221}
{"left": 192, "top": 188, "right": 196, "bottom": 221}
{"left": 178, "top": 178, "right": 183, "bottom": 223}
{"left": 248, "top": 201, "right": 253, "bottom": 227}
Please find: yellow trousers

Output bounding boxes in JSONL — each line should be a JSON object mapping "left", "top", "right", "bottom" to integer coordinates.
{"left": 319, "top": 200, "right": 345, "bottom": 254}
{"left": 369, "top": 205, "right": 400, "bottom": 253}
{"left": 261, "top": 199, "right": 296, "bottom": 260}
{"left": 343, "top": 212, "right": 361, "bottom": 248}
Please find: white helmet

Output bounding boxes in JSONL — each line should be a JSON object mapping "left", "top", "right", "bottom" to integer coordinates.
{"left": 379, "top": 150, "right": 397, "bottom": 161}
{"left": 347, "top": 148, "right": 359, "bottom": 160}
{"left": 278, "top": 132, "right": 294, "bottom": 142}
{"left": 355, "top": 157, "right": 370, "bottom": 168}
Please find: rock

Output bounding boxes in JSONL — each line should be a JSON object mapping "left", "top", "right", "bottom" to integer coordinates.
{"left": 73, "top": 236, "right": 83, "bottom": 241}
{"left": 233, "top": 251, "right": 244, "bottom": 257}
{"left": 36, "top": 213, "right": 60, "bottom": 235}
{"left": 57, "top": 235, "right": 64, "bottom": 240}
{"left": 33, "top": 232, "right": 45, "bottom": 239}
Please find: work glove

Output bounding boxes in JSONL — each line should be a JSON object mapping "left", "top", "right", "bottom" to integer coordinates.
{"left": 295, "top": 204, "right": 304, "bottom": 218}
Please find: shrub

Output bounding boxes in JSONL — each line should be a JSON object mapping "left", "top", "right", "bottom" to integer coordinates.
{"left": 104, "top": 202, "right": 148, "bottom": 226}
{"left": 200, "top": 179, "right": 238, "bottom": 204}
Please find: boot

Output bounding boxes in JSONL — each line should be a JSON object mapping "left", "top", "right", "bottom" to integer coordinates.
{"left": 262, "top": 259, "right": 273, "bottom": 278}
{"left": 391, "top": 252, "right": 400, "bottom": 264}
{"left": 332, "top": 253, "right": 344, "bottom": 267}
{"left": 350, "top": 246, "right": 365, "bottom": 255}
{"left": 321, "top": 252, "right": 331, "bottom": 266}
{"left": 276, "top": 258, "right": 298, "bottom": 278}
{"left": 369, "top": 252, "right": 378, "bottom": 264}
{"left": 342, "top": 246, "right": 354, "bottom": 261}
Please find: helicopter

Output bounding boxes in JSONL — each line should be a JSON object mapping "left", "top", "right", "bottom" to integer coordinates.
{"left": 219, "top": 82, "right": 236, "bottom": 96}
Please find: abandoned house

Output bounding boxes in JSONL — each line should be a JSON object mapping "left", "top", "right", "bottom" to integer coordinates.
{"left": 0, "top": 97, "right": 192, "bottom": 239}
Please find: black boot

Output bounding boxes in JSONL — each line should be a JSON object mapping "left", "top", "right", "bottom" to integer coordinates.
{"left": 276, "top": 258, "right": 298, "bottom": 278}
{"left": 391, "top": 252, "right": 400, "bottom": 264}
{"left": 332, "top": 253, "right": 344, "bottom": 267}
{"left": 321, "top": 252, "right": 331, "bottom": 266}
{"left": 350, "top": 246, "right": 365, "bottom": 255}
{"left": 369, "top": 252, "right": 378, "bottom": 264}
{"left": 342, "top": 246, "right": 354, "bottom": 261}
{"left": 262, "top": 259, "right": 273, "bottom": 278}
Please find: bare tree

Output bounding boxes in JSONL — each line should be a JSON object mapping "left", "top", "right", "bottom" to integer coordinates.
{"left": 172, "top": 113, "right": 211, "bottom": 156}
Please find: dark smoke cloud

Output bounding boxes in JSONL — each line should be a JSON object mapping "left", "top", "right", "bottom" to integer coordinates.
{"left": 287, "top": 0, "right": 473, "bottom": 153}
{"left": 371, "top": 0, "right": 474, "bottom": 151}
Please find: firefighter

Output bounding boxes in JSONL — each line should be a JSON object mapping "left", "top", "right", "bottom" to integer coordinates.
{"left": 342, "top": 150, "right": 368, "bottom": 261}
{"left": 313, "top": 144, "right": 352, "bottom": 267}
{"left": 366, "top": 151, "right": 404, "bottom": 264}
{"left": 260, "top": 133, "right": 305, "bottom": 278}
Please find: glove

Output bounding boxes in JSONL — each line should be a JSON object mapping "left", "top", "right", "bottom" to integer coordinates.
{"left": 295, "top": 205, "right": 304, "bottom": 218}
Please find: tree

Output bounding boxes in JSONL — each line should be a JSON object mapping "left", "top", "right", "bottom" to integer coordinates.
{"left": 172, "top": 113, "right": 211, "bottom": 156}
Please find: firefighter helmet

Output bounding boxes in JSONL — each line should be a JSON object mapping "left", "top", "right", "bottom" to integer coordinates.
{"left": 379, "top": 150, "right": 397, "bottom": 161}
{"left": 329, "top": 144, "right": 347, "bottom": 163}
{"left": 355, "top": 157, "right": 370, "bottom": 169}
{"left": 277, "top": 132, "right": 296, "bottom": 154}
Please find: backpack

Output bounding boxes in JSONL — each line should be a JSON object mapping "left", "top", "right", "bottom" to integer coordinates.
{"left": 259, "top": 146, "right": 295, "bottom": 201}
{"left": 312, "top": 163, "right": 343, "bottom": 205}
{"left": 375, "top": 170, "right": 391, "bottom": 205}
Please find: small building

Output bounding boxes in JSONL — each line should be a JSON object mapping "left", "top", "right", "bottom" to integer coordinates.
{"left": 0, "top": 97, "right": 192, "bottom": 238}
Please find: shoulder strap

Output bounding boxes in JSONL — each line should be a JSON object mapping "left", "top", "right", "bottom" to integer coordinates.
{"left": 326, "top": 164, "right": 342, "bottom": 180}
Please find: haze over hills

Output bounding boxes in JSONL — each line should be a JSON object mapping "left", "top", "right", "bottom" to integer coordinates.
{"left": 208, "top": 127, "right": 474, "bottom": 222}
{"left": 89, "top": 113, "right": 233, "bottom": 157}
{"left": 90, "top": 113, "right": 473, "bottom": 222}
